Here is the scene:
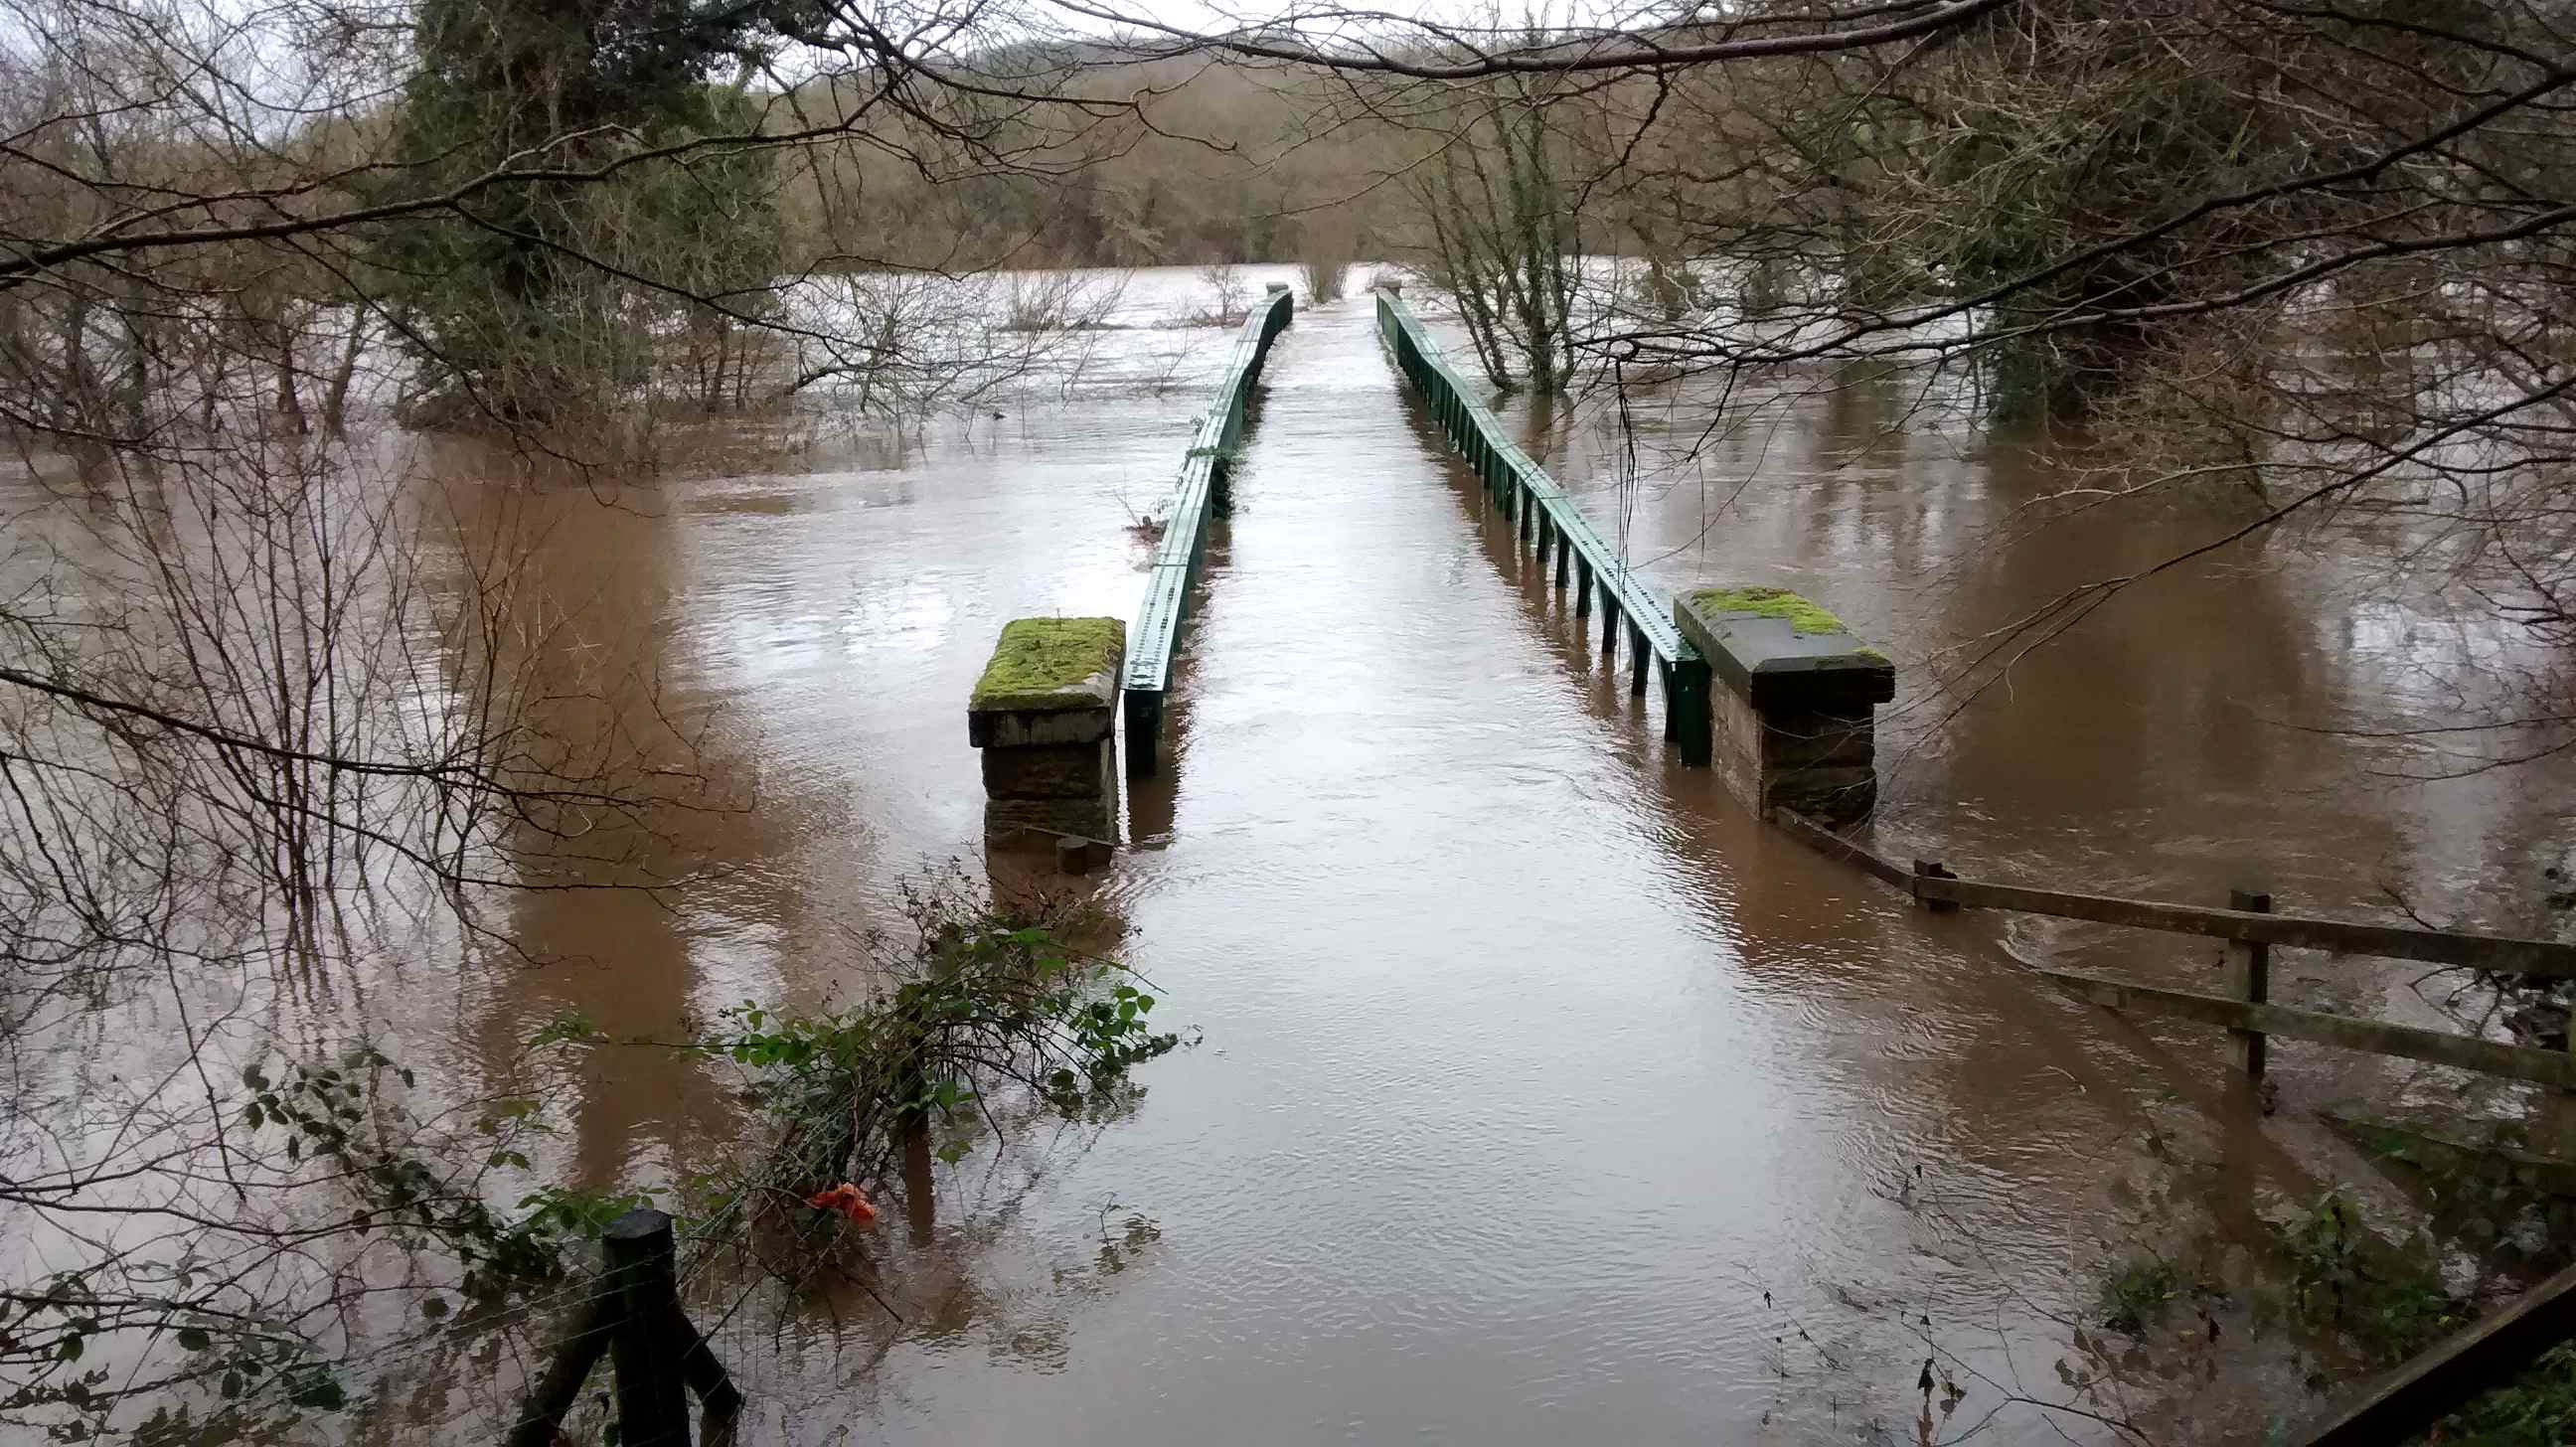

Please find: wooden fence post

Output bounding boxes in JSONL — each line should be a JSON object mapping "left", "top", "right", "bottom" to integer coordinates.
{"left": 2226, "top": 888, "right": 2273, "bottom": 1078}
{"left": 503, "top": 1289, "right": 622, "bottom": 1447}
{"left": 604, "top": 1210, "right": 693, "bottom": 1447}
{"left": 1913, "top": 860, "right": 1958, "bottom": 913}
{"left": 509, "top": 1207, "right": 741, "bottom": 1447}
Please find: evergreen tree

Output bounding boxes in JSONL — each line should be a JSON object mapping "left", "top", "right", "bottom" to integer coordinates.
{"left": 375, "top": 0, "right": 782, "bottom": 421}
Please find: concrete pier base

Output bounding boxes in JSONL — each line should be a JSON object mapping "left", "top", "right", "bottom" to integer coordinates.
{"left": 1674, "top": 587, "right": 1893, "bottom": 827}
{"left": 969, "top": 618, "right": 1126, "bottom": 844}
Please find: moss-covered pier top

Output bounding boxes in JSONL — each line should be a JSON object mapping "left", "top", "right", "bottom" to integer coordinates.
{"left": 1677, "top": 586, "right": 1893, "bottom": 713}
{"left": 971, "top": 617, "right": 1125, "bottom": 715}
{"left": 1675, "top": 585, "right": 1893, "bottom": 826}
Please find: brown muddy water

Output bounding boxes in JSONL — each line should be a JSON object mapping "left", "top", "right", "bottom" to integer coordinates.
{"left": 31, "top": 265, "right": 2576, "bottom": 1444}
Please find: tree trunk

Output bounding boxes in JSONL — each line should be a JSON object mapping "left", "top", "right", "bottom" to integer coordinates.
{"left": 275, "top": 337, "right": 307, "bottom": 436}
{"left": 323, "top": 313, "right": 369, "bottom": 435}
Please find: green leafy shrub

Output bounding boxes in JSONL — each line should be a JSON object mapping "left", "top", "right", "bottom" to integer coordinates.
{"left": 2098, "top": 1255, "right": 2179, "bottom": 1335}
{"left": 692, "top": 876, "right": 1178, "bottom": 1204}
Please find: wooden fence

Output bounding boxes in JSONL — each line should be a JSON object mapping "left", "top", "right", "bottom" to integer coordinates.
{"left": 1769, "top": 807, "right": 2576, "bottom": 1088}
{"left": 1765, "top": 806, "right": 2576, "bottom": 1442}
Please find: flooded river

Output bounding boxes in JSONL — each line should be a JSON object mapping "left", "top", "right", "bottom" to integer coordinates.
{"left": 22, "top": 265, "right": 2576, "bottom": 1443}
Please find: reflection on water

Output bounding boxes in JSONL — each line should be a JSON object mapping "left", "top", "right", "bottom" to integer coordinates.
{"left": 19, "top": 263, "right": 2576, "bottom": 1442}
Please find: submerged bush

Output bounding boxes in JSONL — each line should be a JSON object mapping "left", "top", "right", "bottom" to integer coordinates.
{"left": 699, "top": 875, "right": 1179, "bottom": 1203}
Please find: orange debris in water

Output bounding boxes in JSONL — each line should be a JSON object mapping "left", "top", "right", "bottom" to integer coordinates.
{"left": 804, "top": 1183, "right": 878, "bottom": 1225}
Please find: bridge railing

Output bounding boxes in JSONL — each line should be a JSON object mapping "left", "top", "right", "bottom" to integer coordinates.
{"left": 1123, "top": 287, "right": 1294, "bottom": 776}
{"left": 1375, "top": 293, "right": 1711, "bottom": 765}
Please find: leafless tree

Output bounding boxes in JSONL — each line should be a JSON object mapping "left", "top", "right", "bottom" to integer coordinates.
{"left": 1292, "top": 203, "right": 1357, "bottom": 304}
{"left": 1194, "top": 259, "right": 1251, "bottom": 326}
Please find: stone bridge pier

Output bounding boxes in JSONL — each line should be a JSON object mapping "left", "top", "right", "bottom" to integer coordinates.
{"left": 968, "top": 617, "right": 1126, "bottom": 845}
{"left": 1674, "top": 587, "right": 1894, "bottom": 827}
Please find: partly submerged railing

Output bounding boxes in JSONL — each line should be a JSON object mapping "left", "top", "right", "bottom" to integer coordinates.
{"left": 1375, "top": 293, "right": 1711, "bottom": 766}
{"left": 1123, "top": 286, "right": 1294, "bottom": 775}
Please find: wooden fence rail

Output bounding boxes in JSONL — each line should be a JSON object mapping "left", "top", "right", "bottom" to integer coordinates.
{"left": 1912, "top": 874, "right": 2576, "bottom": 975}
{"left": 1766, "top": 804, "right": 2576, "bottom": 1435}
{"left": 1767, "top": 807, "right": 2576, "bottom": 1086}
{"left": 2299, "top": 1261, "right": 2576, "bottom": 1445}
{"left": 1375, "top": 293, "right": 1712, "bottom": 766}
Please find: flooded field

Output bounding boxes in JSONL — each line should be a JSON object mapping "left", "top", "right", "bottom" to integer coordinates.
{"left": 13, "top": 264, "right": 2575, "bottom": 1444}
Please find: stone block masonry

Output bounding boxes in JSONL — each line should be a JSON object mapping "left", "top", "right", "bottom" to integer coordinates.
{"left": 1673, "top": 587, "right": 1894, "bottom": 827}
{"left": 969, "top": 617, "right": 1125, "bottom": 842}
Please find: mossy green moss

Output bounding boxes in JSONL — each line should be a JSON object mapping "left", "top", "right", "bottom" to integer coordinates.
{"left": 1688, "top": 586, "right": 1852, "bottom": 636}
{"left": 972, "top": 617, "right": 1125, "bottom": 711}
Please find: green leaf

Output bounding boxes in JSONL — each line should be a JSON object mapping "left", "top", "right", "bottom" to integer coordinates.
{"left": 175, "top": 1328, "right": 211, "bottom": 1352}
